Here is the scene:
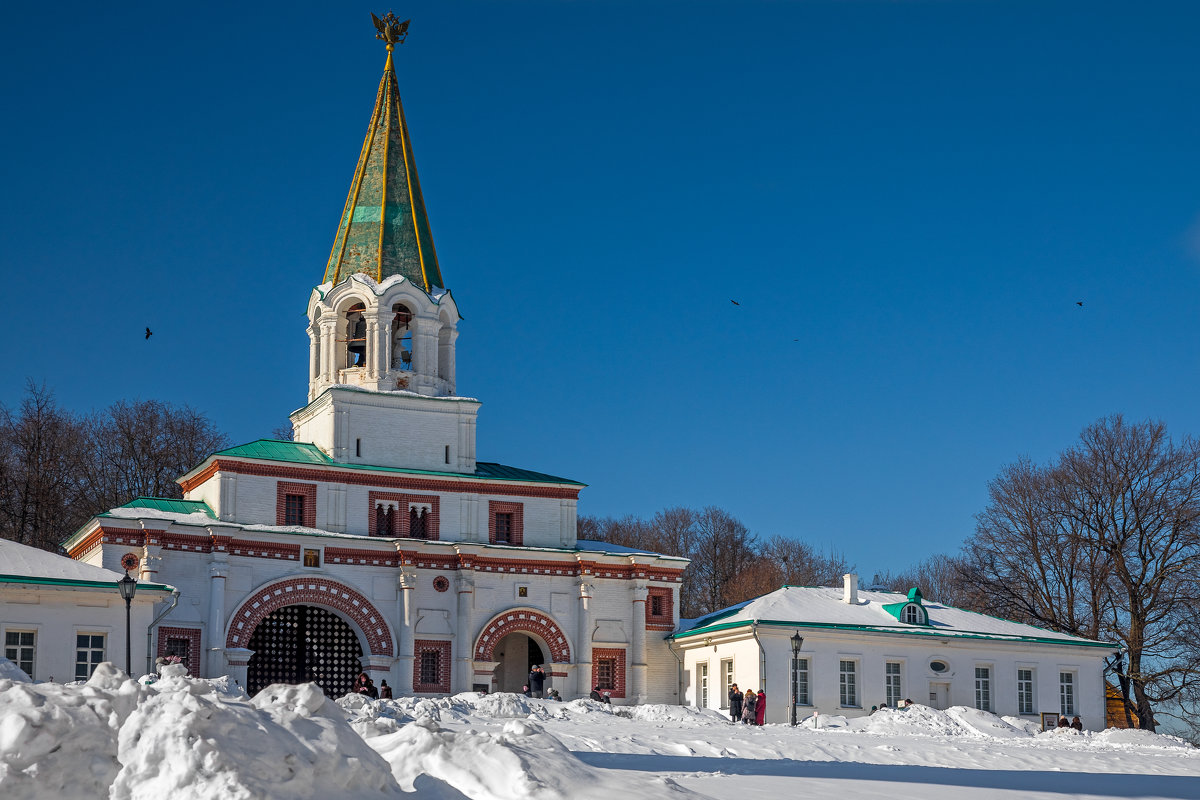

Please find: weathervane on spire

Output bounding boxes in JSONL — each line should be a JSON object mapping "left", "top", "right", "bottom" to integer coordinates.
{"left": 371, "top": 12, "right": 410, "bottom": 50}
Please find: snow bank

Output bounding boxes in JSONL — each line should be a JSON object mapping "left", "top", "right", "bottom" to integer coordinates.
{"left": 368, "top": 716, "right": 699, "bottom": 800}
{"left": 1093, "top": 728, "right": 1194, "bottom": 749}
{"left": 0, "top": 663, "right": 144, "bottom": 800}
{"left": 0, "top": 657, "right": 31, "bottom": 683}
{"left": 847, "top": 705, "right": 1030, "bottom": 739}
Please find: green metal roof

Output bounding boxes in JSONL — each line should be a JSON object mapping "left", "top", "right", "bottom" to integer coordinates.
{"left": 118, "top": 497, "right": 215, "bottom": 517}
{"left": 668, "top": 618, "right": 1118, "bottom": 649}
{"left": 204, "top": 440, "right": 584, "bottom": 486}
{"left": 0, "top": 574, "right": 175, "bottom": 592}
{"left": 324, "top": 46, "right": 443, "bottom": 292}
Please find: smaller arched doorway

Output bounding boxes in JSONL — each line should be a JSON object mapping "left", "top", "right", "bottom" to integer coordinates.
{"left": 245, "top": 605, "right": 364, "bottom": 697}
{"left": 492, "top": 632, "right": 547, "bottom": 693}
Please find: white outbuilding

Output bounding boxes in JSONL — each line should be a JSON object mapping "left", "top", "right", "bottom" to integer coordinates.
{"left": 671, "top": 575, "right": 1117, "bottom": 730}
{"left": 1, "top": 538, "right": 176, "bottom": 682}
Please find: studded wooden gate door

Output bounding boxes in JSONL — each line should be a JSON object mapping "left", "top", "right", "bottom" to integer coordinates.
{"left": 246, "top": 605, "right": 364, "bottom": 697}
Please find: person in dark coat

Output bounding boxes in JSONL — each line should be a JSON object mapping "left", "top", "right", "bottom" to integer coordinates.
{"left": 528, "top": 665, "right": 546, "bottom": 699}
{"left": 728, "top": 683, "right": 743, "bottom": 723}
{"left": 755, "top": 689, "right": 767, "bottom": 725}
{"left": 379, "top": 680, "right": 393, "bottom": 700}
{"left": 1057, "top": 715, "right": 1070, "bottom": 728}
{"left": 590, "top": 685, "right": 611, "bottom": 704}
{"left": 1071, "top": 716, "right": 1083, "bottom": 731}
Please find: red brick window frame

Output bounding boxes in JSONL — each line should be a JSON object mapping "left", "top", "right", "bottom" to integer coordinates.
{"left": 413, "top": 639, "right": 452, "bottom": 693}
{"left": 157, "top": 627, "right": 202, "bottom": 675}
{"left": 488, "top": 501, "right": 524, "bottom": 546}
{"left": 368, "top": 491, "right": 440, "bottom": 539}
{"left": 646, "top": 587, "right": 674, "bottom": 631}
{"left": 592, "top": 647, "right": 627, "bottom": 699}
{"left": 276, "top": 481, "right": 317, "bottom": 527}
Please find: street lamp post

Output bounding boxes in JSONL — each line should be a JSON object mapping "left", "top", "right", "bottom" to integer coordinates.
{"left": 790, "top": 632, "right": 804, "bottom": 726}
{"left": 117, "top": 572, "right": 138, "bottom": 675}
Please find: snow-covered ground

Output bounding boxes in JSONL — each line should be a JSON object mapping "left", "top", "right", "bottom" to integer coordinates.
{"left": 1, "top": 659, "right": 1197, "bottom": 800}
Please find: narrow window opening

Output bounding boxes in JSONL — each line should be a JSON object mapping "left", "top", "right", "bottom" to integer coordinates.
{"left": 392, "top": 304, "right": 414, "bottom": 371}
{"left": 356, "top": 438, "right": 361, "bottom": 457}
{"left": 345, "top": 302, "right": 367, "bottom": 367}
{"left": 445, "top": 444, "right": 450, "bottom": 464}
{"left": 410, "top": 506, "right": 428, "bottom": 539}
{"left": 494, "top": 512, "right": 513, "bottom": 544}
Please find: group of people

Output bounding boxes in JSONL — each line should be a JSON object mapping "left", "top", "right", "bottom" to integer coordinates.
{"left": 869, "top": 698, "right": 914, "bottom": 713}
{"left": 1058, "top": 715, "right": 1084, "bottom": 731}
{"left": 727, "top": 684, "right": 767, "bottom": 725}
{"left": 352, "top": 671, "right": 393, "bottom": 699}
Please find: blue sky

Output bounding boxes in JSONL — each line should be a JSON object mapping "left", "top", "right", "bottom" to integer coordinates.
{"left": 2, "top": 1, "right": 1198, "bottom": 581}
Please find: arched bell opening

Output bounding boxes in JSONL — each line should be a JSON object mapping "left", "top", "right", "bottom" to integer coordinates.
{"left": 344, "top": 302, "right": 368, "bottom": 368}
{"left": 392, "top": 303, "right": 414, "bottom": 372}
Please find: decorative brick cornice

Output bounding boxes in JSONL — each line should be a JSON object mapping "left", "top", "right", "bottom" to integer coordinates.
{"left": 180, "top": 458, "right": 581, "bottom": 500}
{"left": 474, "top": 608, "right": 571, "bottom": 663}
{"left": 325, "top": 546, "right": 400, "bottom": 567}
{"left": 226, "top": 577, "right": 394, "bottom": 657}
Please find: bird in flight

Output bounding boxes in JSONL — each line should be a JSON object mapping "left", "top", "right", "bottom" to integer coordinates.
{"left": 145, "top": 327, "right": 153, "bottom": 340}
{"left": 730, "top": 300, "right": 740, "bottom": 306}
{"left": 1076, "top": 301, "right": 1083, "bottom": 307}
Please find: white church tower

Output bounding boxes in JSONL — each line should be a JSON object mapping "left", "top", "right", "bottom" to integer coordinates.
{"left": 292, "top": 18, "right": 477, "bottom": 474}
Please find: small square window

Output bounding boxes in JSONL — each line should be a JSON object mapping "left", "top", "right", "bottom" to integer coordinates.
{"left": 650, "top": 594, "right": 663, "bottom": 616}
{"left": 303, "top": 549, "right": 320, "bottom": 568}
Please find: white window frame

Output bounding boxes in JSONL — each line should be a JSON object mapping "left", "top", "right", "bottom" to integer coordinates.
{"left": 698, "top": 661, "right": 709, "bottom": 708}
{"left": 1017, "top": 668, "right": 1036, "bottom": 715}
{"left": 75, "top": 632, "right": 107, "bottom": 681}
{"left": 720, "top": 658, "right": 733, "bottom": 709}
{"left": 885, "top": 660, "right": 903, "bottom": 708}
{"left": 4, "top": 629, "right": 36, "bottom": 679}
{"left": 796, "top": 656, "right": 811, "bottom": 706}
{"left": 974, "top": 665, "right": 992, "bottom": 712}
{"left": 902, "top": 604, "right": 925, "bottom": 624}
{"left": 1059, "top": 671, "right": 1076, "bottom": 716}
{"left": 839, "top": 659, "right": 859, "bottom": 708}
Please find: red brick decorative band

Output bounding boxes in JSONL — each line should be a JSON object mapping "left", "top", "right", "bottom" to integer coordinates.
{"left": 225, "top": 577, "right": 394, "bottom": 657}
{"left": 473, "top": 608, "right": 571, "bottom": 663}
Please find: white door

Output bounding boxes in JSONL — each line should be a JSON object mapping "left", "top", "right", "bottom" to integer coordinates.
{"left": 929, "top": 682, "right": 950, "bottom": 709}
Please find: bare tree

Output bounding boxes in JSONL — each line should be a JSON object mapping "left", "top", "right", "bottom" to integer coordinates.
{"left": 964, "top": 415, "right": 1200, "bottom": 731}
{"left": 874, "top": 553, "right": 975, "bottom": 609}
{"left": 0, "top": 383, "right": 89, "bottom": 551}
{"left": 82, "top": 399, "right": 230, "bottom": 511}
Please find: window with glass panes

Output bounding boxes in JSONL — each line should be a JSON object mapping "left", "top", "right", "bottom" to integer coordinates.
{"left": 796, "top": 657, "right": 810, "bottom": 705}
{"left": 974, "top": 666, "right": 992, "bottom": 711}
{"left": 839, "top": 660, "right": 857, "bottom": 707}
{"left": 1060, "top": 672, "right": 1075, "bottom": 716}
{"left": 284, "top": 494, "right": 306, "bottom": 526}
{"left": 698, "top": 662, "right": 709, "bottom": 708}
{"left": 596, "top": 658, "right": 616, "bottom": 690}
{"left": 75, "top": 634, "right": 106, "bottom": 681}
{"left": 1017, "top": 669, "right": 1035, "bottom": 714}
{"left": 721, "top": 659, "right": 733, "bottom": 708}
{"left": 494, "top": 513, "right": 513, "bottom": 543}
{"left": 420, "top": 650, "right": 440, "bottom": 685}
{"left": 885, "top": 662, "right": 902, "bottom": 707}
{"left": 4, "top": 631, "right": 35, "bottom": 678}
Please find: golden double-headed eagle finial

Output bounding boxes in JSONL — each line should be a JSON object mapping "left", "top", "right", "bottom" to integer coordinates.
{"left": 371, "top": 12, "right": 411, "bottom": 50}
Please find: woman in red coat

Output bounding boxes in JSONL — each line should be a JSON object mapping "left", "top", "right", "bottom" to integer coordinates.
{"left": 755, "top": 689, "right": 766, "bottom": 725}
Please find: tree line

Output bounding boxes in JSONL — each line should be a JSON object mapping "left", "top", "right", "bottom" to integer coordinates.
{"left": 874, "top": 415, "right": 1200, "bottom": 737}
{"left": 578, "top": 507, "right": 852, "bottom": 620}
{"left": 0, "top": 383, "right": 229, "bottom": 552}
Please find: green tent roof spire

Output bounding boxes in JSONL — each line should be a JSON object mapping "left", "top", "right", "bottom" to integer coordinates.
{"left": 324, "top": 18, "right": 443, "bottom": 292}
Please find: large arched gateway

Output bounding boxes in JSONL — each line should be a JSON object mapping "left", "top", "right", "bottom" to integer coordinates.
{"left": 246, "top": 605, "right": 363, "bottom": 696}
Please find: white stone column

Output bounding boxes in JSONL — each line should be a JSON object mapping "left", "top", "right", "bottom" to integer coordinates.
{"left": 207, "top": 560, "right": 229, "bottom": 678}
{"left": 631, "top": 580, "right": 649, "bottom": 704}
{"left": 319, "top": 317, "right": 338, "bottom": 386}
{"left": 396, "top": 567, "right": 417, "bottom": 693}
{"left": 224, "top": 648, "right": 253, "bottom": 691}
{"left": 307, "top": 323, "right": 320, "bottom": 384}
{"left": 440, "top": 327, "right": 458, "bottom": 391}
{"left": 455, "top": 572, "right": 475, "bottom": 692}
{"left": 576, "top": 579, "right": 594, "bottom": 698}
{"left": 364, "top": 317, "right": 379, "bottom": 379}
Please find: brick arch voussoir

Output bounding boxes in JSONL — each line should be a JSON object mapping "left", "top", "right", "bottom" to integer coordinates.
{"left": 225, "top": 577, "right": 394, "bottom": 657}
{"left": 474, "top": 608, "right": 571, "bottom": 663}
